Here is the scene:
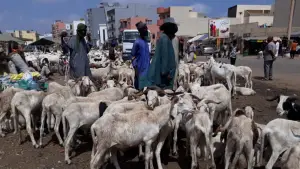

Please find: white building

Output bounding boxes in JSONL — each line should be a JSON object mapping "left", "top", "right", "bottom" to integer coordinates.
{"left": 72, "top": 20, "right": 86, "bottom": 35}
{"left": 98, "top": 24, "right": 108, "bottom": 47}
{"left": 227, "top": 5, "right": 274, "bottom": 27}
{"left": 157, "top": 6, "right": 209, "bottom": 37}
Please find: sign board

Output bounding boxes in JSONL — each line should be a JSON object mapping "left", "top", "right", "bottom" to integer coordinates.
{"left": 209, "top": 19, "right": 230, "bottom": 38}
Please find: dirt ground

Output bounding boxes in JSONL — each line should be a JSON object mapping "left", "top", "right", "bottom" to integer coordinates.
{"left": 0, "top": 75, "right": 299, "bottom": 169}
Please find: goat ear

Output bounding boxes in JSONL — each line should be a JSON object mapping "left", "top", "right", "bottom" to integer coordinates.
{"left": 234, "top": 109, "right": 246, "bottom": 117}
{"left": 190, "top": 94, "right": 202, "bottom": 104}
{"left": 287, "top": 96, "right": 299, "bottom": 103}
{"left": 157, "top": 90, "right": 166, "bottom": 97}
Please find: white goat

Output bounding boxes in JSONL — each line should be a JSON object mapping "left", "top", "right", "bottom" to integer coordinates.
{"left": 90, "top": 96, "right": 195, "bottom": 169}
{"left": 11, "top": 90, "right": 46, "bottom": 148}
{"left": 205, "top": 57, "right": 236, "bottom": 96}
{"left": 87, "top": 87, "right": 124, "bottom": 101}
{"left": 236, "top": 87, "right": 256, "bottom": 96}
{"left": 221, "top": 64, "right": 253, "bottom": 89}
{"left": 260, "top": 118, "right": 300, "bottom": 169}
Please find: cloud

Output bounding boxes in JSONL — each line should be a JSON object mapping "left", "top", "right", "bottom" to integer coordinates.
{"left": 191, "top": 3, "right": 211, "bottom": 14}
{"left": 33, "top": 0, "right": 68, "bottom": 3}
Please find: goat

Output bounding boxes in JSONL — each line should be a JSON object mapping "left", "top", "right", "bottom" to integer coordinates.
{"left": 11, "top": 90, "right": 46, "bottom": 148}
{"left": 236, "top": 87, "right": 256, "bottom": 96}
{"left": 90, "top": 95, "right": 195, "bottom": 169}
{"left": 205, "top": 57, "right": 236, "bottom": 96}
{"left": 266, "top": 95, "right": 300, "bottom": 121}
{"left": 221, "top": 64, "right": 253, "bottom": 89}
{"left": 221, "top": 109, "right": 258, "bottom": 169}
{"left": 87, "top": 87, "right": 124, "bottom": 101}
{"left": 259, "top": 118, "right": 300, "bottom": 169}
{"left": 0, "top": 87, "right": 24, "bottom": 137}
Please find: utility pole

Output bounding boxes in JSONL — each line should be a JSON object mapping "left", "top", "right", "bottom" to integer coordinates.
{"left": 287, "top": 0, "right": 296, "bottom": 40}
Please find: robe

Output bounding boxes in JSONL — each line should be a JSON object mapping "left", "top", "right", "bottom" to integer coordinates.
{"left": 131, "top": 38, "right": 150, "bottom": 90}
{"left": 67, "top": 36, "right": 92, "bottom": 79}
{"left": 172, "top": 36, "right": 179, "bottom": 90}
{"left": 147, "top": 33, "right": 176, "bottom": 89}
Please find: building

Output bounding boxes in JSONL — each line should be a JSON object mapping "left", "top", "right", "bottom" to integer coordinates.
{"left": 98, "top": 24, "right": 108, "bottom": 46}
{"left": 72, "top": 20, "right": 86, "bottom": 36}
{"left": 273, "top": 0, "right": 300, "bottom": 28}
{"left": 107, "top": 3, "right": 157, "bottom": 41}
{"left": 227, "top": 5, "right": 274, "bottom": 27}
{"left": 39, "top": 33, "right": 53, "bottom": 39}
{"left": 157, "top": 6, "right": 209, "bottom": 37}
{"left": 119, "top": 17, "right": 159, "bottom": 44}
{"left": 13, "top": 30, "right": 38, "bottom": 44}
{"left": 86, "top": 8, "right": 107, "bottom": 46}
{"left": 52, "top": 20, "right": 66, "bottom": 42}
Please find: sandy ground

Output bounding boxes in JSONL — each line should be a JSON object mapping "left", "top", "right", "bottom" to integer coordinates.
{"left": 0, "top": 56, "right": 299, "bottom": 169}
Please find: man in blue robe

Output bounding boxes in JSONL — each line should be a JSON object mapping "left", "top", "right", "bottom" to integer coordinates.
{"left": 147, "top": 18, "right": 178, "bottom": 89}
{"left": 67, "top": 23, "right": 93, "bottom": 79}
{"left": 131, "top": 21, "right": 150, "bottom": 90}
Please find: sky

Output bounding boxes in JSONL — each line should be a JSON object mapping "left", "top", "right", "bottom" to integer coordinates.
{"left": 0, "top": 0, "right": 274, "bottom": 34}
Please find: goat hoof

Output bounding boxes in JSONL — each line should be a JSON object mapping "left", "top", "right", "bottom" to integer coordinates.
{"left": 34, "top": 144, "right": 39, "bottom": 149}
{"left": 65, "top": 159, "right": 72, "bottom": 165}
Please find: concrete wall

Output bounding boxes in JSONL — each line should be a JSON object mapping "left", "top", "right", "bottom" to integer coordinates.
{"left": 230, "top": 22, "right": 300, "bottom": 37}
{"left": 169, "top": 6, "right": 209, "bottom": 36}
{"left": 244, "top": 16, "right": 274, "bottom": 26}
{"left": 235, "top": 5, "right": 272, "bottom": 23}
{"left": 273, "top": 0, "right": 300, "bottom": 28}
{"left": 86, "top": 8, "right": 107, "bottom": 46}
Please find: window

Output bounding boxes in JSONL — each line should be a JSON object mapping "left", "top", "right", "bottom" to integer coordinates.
{"left": 146, "top": 20, "right": 152, "bottom": 25}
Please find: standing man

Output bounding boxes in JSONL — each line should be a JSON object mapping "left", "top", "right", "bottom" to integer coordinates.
{"left": 67, "top": 23, "right": 93, "bottom": 79}
{"left": 229, "top": 42, "right": 238, "bottom": 65}
{"left": 290, "top": 40, "right": 298, "bottom": 59}
{"left": 263, "top": 37, "right": 276, "bottom": 81}
{"left": 131, "top": 21, "right": 150, "bottom": 90}
{"left": 147, "top": 17, "right": 178, "bottom": 89}
{"left": 187, "top": 42, "right": 196, "bottom": 63}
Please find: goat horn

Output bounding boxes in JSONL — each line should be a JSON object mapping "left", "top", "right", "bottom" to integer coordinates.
{"left": 266, "top": 95, "right": 279, "bottom": 102}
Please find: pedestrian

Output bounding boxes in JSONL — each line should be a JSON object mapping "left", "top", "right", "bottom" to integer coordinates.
{"left": 131, "top": 21, "right": 150, "bottom": 90}
{"left": 229, "top": 42, "right": 238, "bottom": 65}
{"left": 290, "top": 40, "right": 298, "bottom": 59}
{"left": 147, "top": 17, "right": 178, "bottom": 89}
{"left": 67, "top": 23, "right": 93, "bottom": 79}
{"left": 275, "top": 39, "right": 280, "bottom": 58}
{"left": 179, "top": 37, "right": 184, "bottom": 59}
{"left": 7, "top": 41, "right": 30, "bottom": 74}
{"left": 60, "top": 31, "right": 69, "bottom": 56}
{"left": 187, "top": 42, "right": 196, "bottom": 63}
{"left": 263, "top": 37, "right": 276, "bottom": 81}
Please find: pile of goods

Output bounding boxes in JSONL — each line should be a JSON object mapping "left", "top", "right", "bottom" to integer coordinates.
{"left": 0, "top": 72, "right": 48, "bottom": 91}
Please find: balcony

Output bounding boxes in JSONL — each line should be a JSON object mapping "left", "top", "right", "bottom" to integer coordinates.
{"left": 157, "top": 19, "right": 164, "bottom": 26}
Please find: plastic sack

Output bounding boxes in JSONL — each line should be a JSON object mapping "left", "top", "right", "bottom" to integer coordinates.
{"left": 194, "top": 54, "right": 197, "bottom": 59}
{"left": 22, "top": 72, "right": 33, "bottom": 81}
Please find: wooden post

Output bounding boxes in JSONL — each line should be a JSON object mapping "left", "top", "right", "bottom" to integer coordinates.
{"left": 288, "top": 0, "right": 295, "bottom": 40}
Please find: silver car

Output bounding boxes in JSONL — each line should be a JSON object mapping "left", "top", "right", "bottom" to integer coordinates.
{"left": 197, "top": 45, "right": 216, "bottom": 55}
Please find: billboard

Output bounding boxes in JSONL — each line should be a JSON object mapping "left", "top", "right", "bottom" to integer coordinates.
{"left": 209, "top": 19, "right": 230, "bottom": 38}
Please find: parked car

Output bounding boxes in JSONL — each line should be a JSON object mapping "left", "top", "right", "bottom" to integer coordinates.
{"left": 196, "top": 45, "right": 216, "bottom": 55}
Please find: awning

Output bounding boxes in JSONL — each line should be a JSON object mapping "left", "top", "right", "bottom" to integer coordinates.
{"left": 188, "top": 34, "right": 208, "bottom": 43}
{"left": 28, "top": 38, "right": 55, "bottom": 46}
{"left": 291, "top": 31, "right": 300, "bottom": 37}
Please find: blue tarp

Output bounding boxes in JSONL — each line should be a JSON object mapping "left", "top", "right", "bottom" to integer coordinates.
{"left": 197, "top": 33, "right": 209, "bottom": 41}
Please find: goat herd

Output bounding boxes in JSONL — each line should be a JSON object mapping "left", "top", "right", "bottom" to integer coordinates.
{"left": 0, "top": 50, "right": 299, "bottom": 169}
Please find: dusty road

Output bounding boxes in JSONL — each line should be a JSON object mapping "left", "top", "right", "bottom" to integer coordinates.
{"left": 0, "top": 57, "right": 299, "bottom": 169}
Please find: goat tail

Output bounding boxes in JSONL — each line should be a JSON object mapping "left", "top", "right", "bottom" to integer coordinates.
{"left": 62, "top": 115, "right": 68, "bottom": 141}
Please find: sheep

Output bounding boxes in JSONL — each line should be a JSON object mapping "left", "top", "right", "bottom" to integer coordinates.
{"left": 266, "top": 95, "right": 300, "bottom": 121}
{"left": 184, "top": 101, "right": 217, "bottom": 169}
{"left": 62, "top": 100, "right": 111, "bottom": 164}
{"left": 11, "top": 90, "right": 46, "bottom": 148}
{"left": 90, "top": 94, "right": 195, "bottom": 169}
{"left": 178, "top": 62, "right": 191, "bottom": 86}
{"left": 259, "top": 118, "right": 300, "bottom": 169}
{"left": 0, "top": 87, "right": 24, "bottom": 137}
{"left": 87, "top": 87, "right": 124, "bottom": 101}
{"left": 204, "top": 57, "right": 236, "bottom": 96}
{"left": 67, "top": 76, "right": 97, "bottom": 96}
{"left": 221, "top": 109, "right": 259, "bottom": 169}
{"left": 91, "top": 61, "right": 113, "bottom": 82}
{"left": 221, "top": 64, "right": 253, "bottom": 89}
{"left": 235, "top": 87, "right": 256, "bottom": 96}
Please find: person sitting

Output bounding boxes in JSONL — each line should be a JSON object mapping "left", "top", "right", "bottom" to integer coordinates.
{"left": 7, "top": 41, "right": 30, "bottom": 74}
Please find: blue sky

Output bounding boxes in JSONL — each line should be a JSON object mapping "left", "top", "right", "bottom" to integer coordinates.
{"left": 0, "top": 0, "right": 274, "bottom": 34}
